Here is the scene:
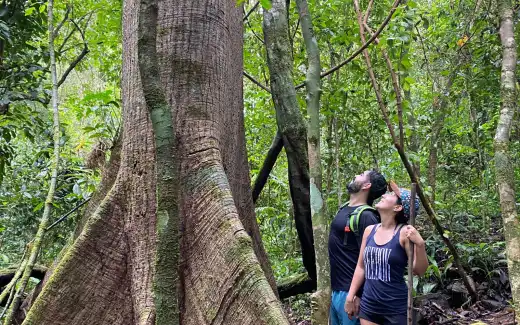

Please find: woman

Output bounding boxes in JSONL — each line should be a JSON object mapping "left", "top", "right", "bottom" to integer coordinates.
{"left": 345, "top": 181, "right": 428, "bottom": 324}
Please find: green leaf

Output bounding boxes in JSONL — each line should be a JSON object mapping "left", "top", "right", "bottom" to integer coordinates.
{"left": 407, "top": 1, "right": 417, "bottom": 8}
{"left": 260, "top": 0, "right": 272, "bottom": 9}
{"left": 33, "top": 201, "right": 44, "bottom": 212}
{"left": 404, "top": 76, "right": 415, "bottom": 84}
{"left": 400, "top": 57, "right": 412, "bottom": 69}
{"left": 25, "top": 7, "right": 36, "bottom": 16}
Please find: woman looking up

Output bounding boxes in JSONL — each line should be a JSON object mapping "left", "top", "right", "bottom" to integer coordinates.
{"left": 345, "top": 181, "right": 428, "bottom": 325}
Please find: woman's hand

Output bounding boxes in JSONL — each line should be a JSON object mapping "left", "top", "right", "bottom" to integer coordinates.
{"left": 404, "top": 225, "right": 425, "bottom": 247}
{"left": 344, "top": 294, "right": 359, "bottom": 319}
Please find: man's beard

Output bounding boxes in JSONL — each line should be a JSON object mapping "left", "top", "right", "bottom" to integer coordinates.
{"left": 347, "top": 180, "right": 363, "bottom": 194}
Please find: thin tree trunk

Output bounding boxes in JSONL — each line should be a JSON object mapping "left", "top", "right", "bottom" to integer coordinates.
{"left": 3, "top": 2, "right": 61, "bottom": 323}
{"left": 427, "top": 97, "right": 442, "bottom": 204}
{"left": 19, "top": 0, "right": 288, "bottom": 324}
{"left": 468, "top": 87, "right": 485, "bottom": 176}
{"left": 427, "top": 76, "right": 454, "bottom": 205}
{"left": 334, "top": 115, "right": 341, "bottom": 208}
{"left": 137, "top": 0, "right": 180, "bottom": 322}
{"left": 495, "top": 0, "right": 520, "bottom": 321}
{"left": 263, "top": 0, "right": 316, "bottom": 283}
{"left": 408, "top": 109, "right": 420, "bottom": 177}
{"left": 295, "top": 0, "right": 329, "bottom": 323}
{"left": 325, "top": 116, "right": 334, "bottom": 203}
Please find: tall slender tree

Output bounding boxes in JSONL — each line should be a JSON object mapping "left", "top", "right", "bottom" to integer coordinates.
{"left": 263, "top": 0, "right": 316, "bottom": 284}
{"left": 295, "top": 0, "right": 329, "bottom": 322}
{"left": 3, "top": 0, "right": 61, "bottom": 322}
{"left": 494, "top": 0, "right": 520, "bottom": 321}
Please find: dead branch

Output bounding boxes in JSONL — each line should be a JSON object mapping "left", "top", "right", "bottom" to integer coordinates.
{"left": 243, "top": 1, "right": 260, "bottom": 21}
{"left": 244, "top": 13, "right": 265, "bottom": 44}
{"left": 363, "top": 0, "right": 374, "bottom": 24}
{"left": 57, "top": 14, "right": 89, "bottom": 54}
{"left": 363, "top": 22, "right": 405, "bottom": 149}
{"left": 53, "top": 5, "right": 71, "bottom": 38}
{"left": 243, "top": 71, "right": 271, "bottom": 92}
{"left": 57, "top": 18, "right": 89, "bottom": 88}
{"left": 45, "top": 198, "right": 91, "bottom": 231}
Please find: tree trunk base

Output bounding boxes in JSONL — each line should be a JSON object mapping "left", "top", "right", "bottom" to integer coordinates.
{"left": 311, "top": 288, "right": 331, "bottom": 325}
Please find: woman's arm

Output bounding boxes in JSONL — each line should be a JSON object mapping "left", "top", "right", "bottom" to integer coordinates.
{"left": 403, "top": 225, "right": 428, "bottom": 276}
{"left": 345, "top": 225, "right": 374, "bottom": 317}
{"left": 413, "top": 240, "right": 428, "bottom": 276}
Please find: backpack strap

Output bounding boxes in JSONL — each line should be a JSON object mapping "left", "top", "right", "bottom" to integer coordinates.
{"left": 337, "top": 201, "right": 349, "bottom": 214}
{"left": 348, "top": 205, "right": 376, "bottom": 234}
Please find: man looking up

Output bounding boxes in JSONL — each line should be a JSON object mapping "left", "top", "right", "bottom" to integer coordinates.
{"left": 328, "top": 170, "right": 387, "bottom": 325}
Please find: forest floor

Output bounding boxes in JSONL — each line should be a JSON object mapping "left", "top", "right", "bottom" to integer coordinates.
{"left": 284, "top": 300, "right": 515, "bottom": 325}
{"left": 416, "top": 301, "right": 515, "bottom": 324}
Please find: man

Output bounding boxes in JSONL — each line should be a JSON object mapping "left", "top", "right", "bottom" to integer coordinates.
{"left": 329, "top": 169, "right": 387, "bottom": 325}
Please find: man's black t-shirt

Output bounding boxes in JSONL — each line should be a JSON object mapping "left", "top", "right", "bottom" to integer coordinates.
{"left": 328, "top": 205, "right": 380, "bottom": 294}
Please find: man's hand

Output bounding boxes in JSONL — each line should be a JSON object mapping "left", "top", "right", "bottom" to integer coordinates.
{"left": 344, "top": 294, "right": 359, "bottom": 319}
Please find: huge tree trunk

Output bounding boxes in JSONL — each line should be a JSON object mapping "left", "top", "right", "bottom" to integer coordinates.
{"left": 19, "top": 0, "right": 288, "bottom": 324}
{"left": 263, "top": 0, "right": 316, "bottom": 284}
{"left": 495, "top": 0, "right": 520, "bottom": 321}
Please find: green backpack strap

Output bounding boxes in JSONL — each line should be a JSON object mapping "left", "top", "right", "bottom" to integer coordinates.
{"left": 340, "top": 201, "right": 350, "bottom": 209}
{"left": 336, "top": 201, "right": 350, "bottom": 215}
{"left": 349, "top": 205, "right": 376, "bottom": 234}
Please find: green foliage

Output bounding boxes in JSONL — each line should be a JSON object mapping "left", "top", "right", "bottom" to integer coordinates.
{"left": 0, "top": 0, "right": 122, "bottom": 269}
{"left": 0, "top": 0, "right": 49, "bottom": 106}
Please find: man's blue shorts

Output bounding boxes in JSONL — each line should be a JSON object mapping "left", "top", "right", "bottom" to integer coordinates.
{"left": 329, "top": 291, "right": 360, "bottom": 325}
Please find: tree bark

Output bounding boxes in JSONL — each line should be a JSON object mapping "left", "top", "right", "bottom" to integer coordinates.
{"left": 495, "top": 0, "right": 520, "bottom": 321}
{"left": 295, "top": 0, "right": 329, "bottom": 323}
{"left": 263, "top": 0, "right": 316, "bottom": 283}
{"left": 137, "top": 0, "right": 180, "bottom": 321}
{"left": 19, "top": 1, "right": 288, "bottom": 324}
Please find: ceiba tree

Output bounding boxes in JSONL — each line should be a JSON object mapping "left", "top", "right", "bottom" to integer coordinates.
{"left": 14, "top": 0, "right": 291, "bottom": 324}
